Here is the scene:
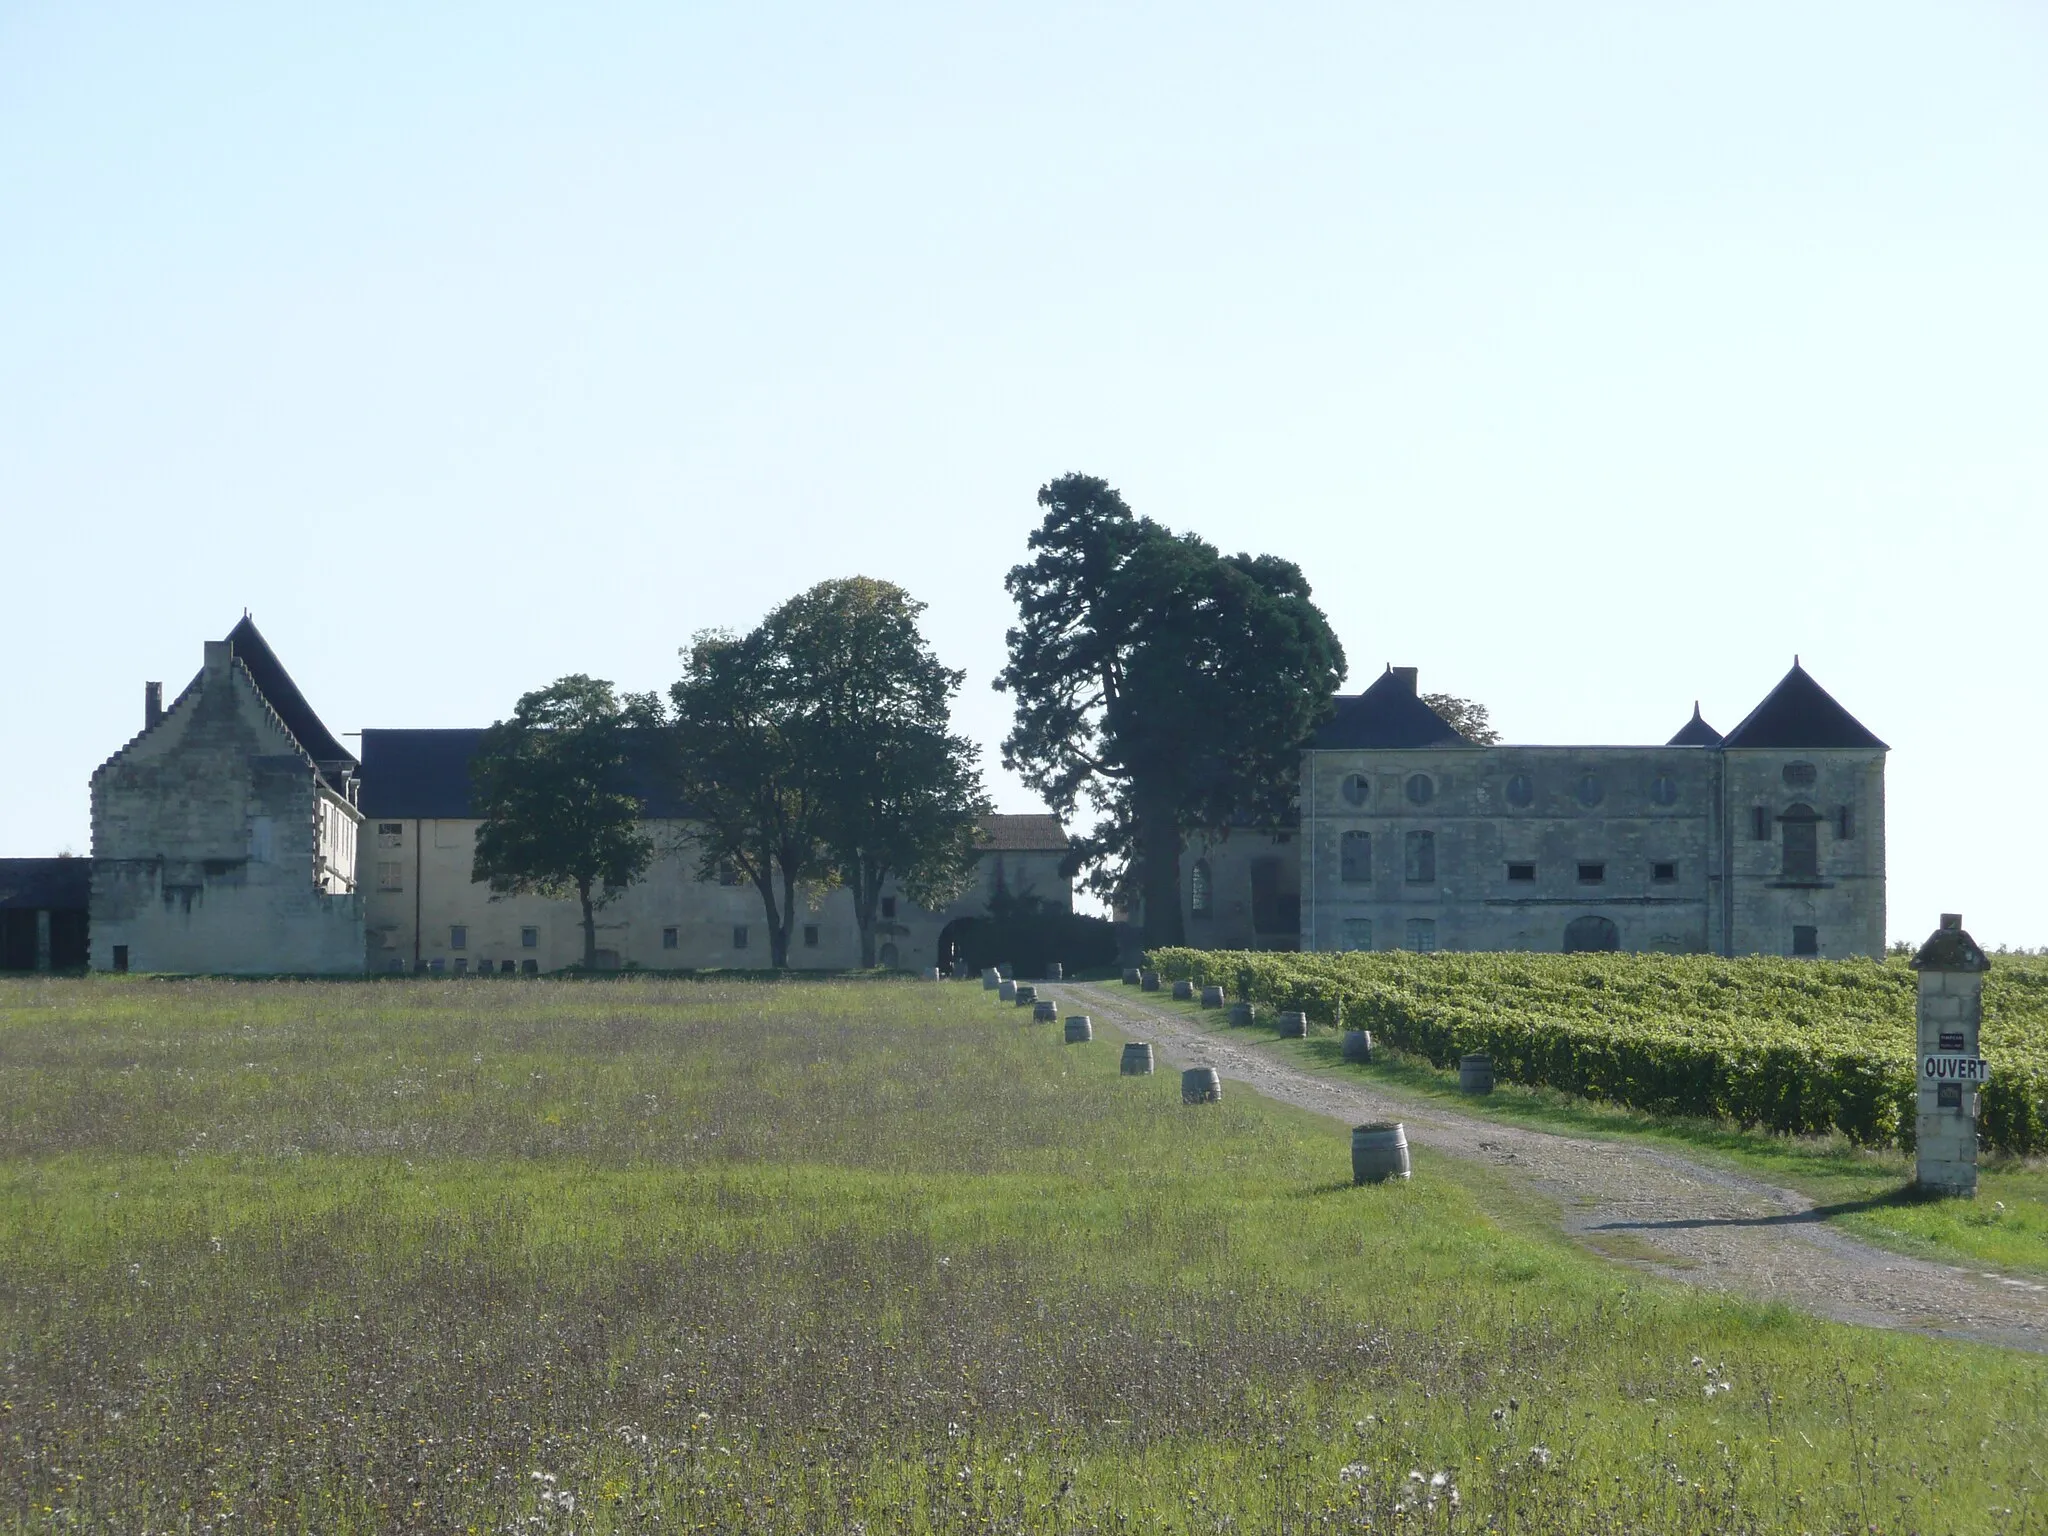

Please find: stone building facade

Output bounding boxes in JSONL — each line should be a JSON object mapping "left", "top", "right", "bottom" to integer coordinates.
{"left": 89, "top": 620, "right": 366, "bottom": 974}
{"left": 1290, "top": 663, "right": 1886, "bottom": 958}
{"left": 356, "top": 728, "right": 1071, "bottom": 975}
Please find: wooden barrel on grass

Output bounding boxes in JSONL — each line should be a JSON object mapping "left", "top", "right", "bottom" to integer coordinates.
{"left": 1351, "top": 1122, "right": 1411, "bottom": 1184}
{"left": 922, "top": 966, "right": 942, "bottom": 981}
{"left": 1014, "top": 984, "right": 1037, "bottom": 1006}
{"left": 1172, "top": 979, "right": 1195, "bottom": 1001}
{"left": 1342, "top": 1029, "right": 1373, "bottom": 1063}
{"left": 1181, "top": 1067, "right": 1222, "bottom": 1104}
{"left": 1046, "top": 962, "right": 1064, "bottom": 981}
{"left": 1227, "top": 1002, "right": 1254, "bottom": 1028}
{"left": 1064, "top": 1015, "right": 1094, "bottom": 1044}
{"left": 1033, "top": 999, "right": 1058, "bottom": 1022}
{"left": 1199, "top": 985, "right": 1225, "bottom": 1009}
{"left": 1277, "top": 1010, "right": 1309, "bottom": 1039}
{"left": 1122, "top": 967, "right": 1142, "bottom": 986}
{"left": 1120, "top": 1042, "right": 1154, "bottom": 1075}
{"left": 983, "top": 968, "right": 1002, "bottom": 990}
{"left": 998, "top": 979, "right": 1018, "bottom": 1002}
{"left": 1140, "top": 970, "right": 1160, "bottom": 992}
{"left": 1459, "top": 1053, "right": 1495, "bottom": 1094}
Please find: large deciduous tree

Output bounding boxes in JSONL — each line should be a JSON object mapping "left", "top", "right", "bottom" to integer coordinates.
{"left": 471, "top": 676, "right": 660, "bottom": 970}
{"left": 668, "top": 627, "right": 832, "bottom": 970}
{"left": 767, "top": 578, "right": 990, "bottom": 968}
{"left": 994, "top": 474, "right": 1346, "bottom": 948}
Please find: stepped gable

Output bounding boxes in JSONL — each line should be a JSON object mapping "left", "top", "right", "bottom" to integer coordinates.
{"left": 1666, "top": 702, "right": 1724, "bottom": 746}
{"left": 225, "top": 616, "right": 357, "bottom": 771}
{"left": 358, "top": 728, "right": 694, "bottom": 819}
{"left": 1311, "top": 665, "right": 1470, "bottom": 749}
{"left": 1720, "top": 661, "right": 1887, "bottom": 751}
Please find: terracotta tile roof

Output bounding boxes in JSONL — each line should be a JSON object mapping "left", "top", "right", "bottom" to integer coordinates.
{"left": 974, "top": 814, "right": 1070, "bottom": 851}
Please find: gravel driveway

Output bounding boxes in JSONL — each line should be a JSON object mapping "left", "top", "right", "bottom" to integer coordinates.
{"left": 1053, "top": 981, "right": 2048, "bottom": 1354}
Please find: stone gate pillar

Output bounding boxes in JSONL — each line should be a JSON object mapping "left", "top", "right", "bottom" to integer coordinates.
{"left": 1908, "top": 913, "right": 1991, "bottom": 1197}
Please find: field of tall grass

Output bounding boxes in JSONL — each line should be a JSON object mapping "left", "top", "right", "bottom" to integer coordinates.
{"left": 2, "top": 974, "right": 2045, "bottom": 1533}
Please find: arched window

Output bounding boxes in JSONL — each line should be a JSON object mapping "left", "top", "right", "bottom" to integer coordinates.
{"left": 1780, "top": 803, "right": 1821, "bottom": 880}
{"left": 1563, "top": 915, "right": 1620, "bottom": 952}
{"left": 1190, "top": 859, "right": 1213, "bottom": 918}
{"left": 1340, "top": 831, "right": 1372, "bottom": 883}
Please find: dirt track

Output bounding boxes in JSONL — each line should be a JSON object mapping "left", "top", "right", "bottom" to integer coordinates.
{"left": 1052, "top": 981, "right": 2048, "bottom": 1354}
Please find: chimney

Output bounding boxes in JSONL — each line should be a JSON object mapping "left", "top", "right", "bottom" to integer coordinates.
{"left": 202, "top": 639, "right": 232, "bottom": 675}
{"left": 1391, "top": 666, "right": 1419, "bottom": 694}
{"left": 144, "top": 681, "right": 163, "bottom": 730}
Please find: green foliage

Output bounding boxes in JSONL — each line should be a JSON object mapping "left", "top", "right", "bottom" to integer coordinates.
{"left": 993, "top": 474, "right": 1346, "bottom": 946}
{"left": 764, "top": 578, "right": 991, "bottom": 967}
{"left": 1148, "top": 948, "right": 2048, "bottom": 1155}
{"left": 1421, "top": 691, "right": 1500, "bottom": 744}
{"left": 945, "top": 890, "right": 1120, "bottom": 976}
{"left": 4, "top": 975, "right": 2048, "bottom": 1532}
{"left": 471, "top": 675, "right": 660, "bottom": 969}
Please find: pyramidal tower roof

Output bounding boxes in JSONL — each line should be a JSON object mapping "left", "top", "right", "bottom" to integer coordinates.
{"left": 1312, "top": 665, "right": 1470, "bottom": 749}
{"left": 1720, "top": 660, "right": 1886, "bottom": 751}
{"left": 1666, "top": 701, "right": 1724, "bottom": 746}
{"left": 225, "top": 615, "right": 357, "bottom": 769}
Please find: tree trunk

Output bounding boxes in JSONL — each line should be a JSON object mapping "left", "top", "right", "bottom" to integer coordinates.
{"left": 769, "top": 867, "right": 799, "bottom": 969}
{"left": 854, "top": 859, "right": 881, "bottom": 969}
{"left": 1135, "top": 790, "right": 1186, "bottom": 949}
{"left": 577, "top": 877, "right": 598, "bottom": 970}
{"left": 750, "top": 861, "right": 786, "bottom": 971}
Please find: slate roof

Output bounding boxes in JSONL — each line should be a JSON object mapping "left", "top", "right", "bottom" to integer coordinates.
{"left": 1666, "top": 702, "right": 1725, "bottom": 746}
{"left": 1720, "top": 662, "right": 1887, "bottom": 751}
{"left": 358, "top": 728, "right": 695, "bottom": 819}
{"left": 0, "top": 859, "right": 91, "bottom": 911}
{"left": 226, "top": 617, "right": 358, "bottom": 770}
{"left": 974, "top": 814, "right": 1070, "bottom": 851}
{"left": 1311, "top": 666, "right": 1471, "bottom": 749}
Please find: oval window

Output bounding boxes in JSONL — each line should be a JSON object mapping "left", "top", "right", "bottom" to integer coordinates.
{"left": 1405, "top": 773, "right": 1435, "bottom": 806}
{"left": 1505, "top": 774, "right": 1534, "bottom": 808}
{"left": 1650, "top": 774, "right": 1678, "bottom": 807}
{"left": 1575, "top": 773, "right": 1604, "bottom": 808}
{"left": 1340, "top": 773, "right": 1370, "bottom": 807}
{"left": 1783, "top": 762, "right": 1817, "bottom": 788}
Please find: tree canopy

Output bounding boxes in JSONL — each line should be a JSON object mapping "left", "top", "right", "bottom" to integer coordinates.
{"left": 1424, "top": 692, "right": 1501, "bottom": 745}
{"left": 994, "top": 473, "right": 1346, "bottom": 947}
{"left": 470, "top": 675, "right": 660, "bottom": 970}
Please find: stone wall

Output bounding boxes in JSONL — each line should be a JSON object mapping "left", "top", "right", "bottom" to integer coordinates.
{"left": 89, "top": 642, "right": 364, "bottom": 975}
{"left": 1723, "top": 748, "right": 1886, "bottom": 959}
{"left": 1180, "top": 828, "right": 1302, "bottom": 950}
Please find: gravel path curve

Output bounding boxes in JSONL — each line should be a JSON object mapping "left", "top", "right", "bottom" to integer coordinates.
{"left": 1051, "top": 981, "right": 2048, "bottom": 1354}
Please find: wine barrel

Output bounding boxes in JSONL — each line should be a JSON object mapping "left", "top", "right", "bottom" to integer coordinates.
{"left": 1140, "top": 970, "right": 1161, "bottom": 992}
{"left": 1351, "top": 1122, "right": 1411, "bottom": 1184}
{"left": 1459, "top": 1053, "right": 1495, "bottom": 1094}
{"left": 1227, "top": 1002, "right": 1255, "bottom": 1028}
{"left": 1033, "top": 999, "right": 1057, "bottom": 1022}
{"left": 983, "top": 968, "right": 1002, "bottom": 991}
{"left": 1046, "top": 962, "right": 1064, "bottom": 981}
{"left": 1014, "top": 984, "right": 1037, "bottom": 1006}
{"left": 1181, "top": 1067, "right": 1222, "bottom": 1104}
{"left": 998, "top": 979, "right": 1017, "bottom": 1002}
{"left": 922, "top": 966, "right": 942, "bottom": 982}
{"left": 1171, "top": 979, "right": 1195, "bottom": 1001}
{"left": 1199, "top": 985, "right": 1225, "bottom": 1009}
{"left": 1341, "top": 1029, "right": 1373, "bottom": 1064}
{"left": 1064, "top": 1015, "right": 1094, "bottom": 1044}
{"left": 1120, "top": 1042, "right": 1154, "bottom": 1076}
{"left": 1122, "top": 967, "right": 1142, "bottom": 986}
{"left": 1277, "top": 1010, "right": 1309, "bottom": 1039}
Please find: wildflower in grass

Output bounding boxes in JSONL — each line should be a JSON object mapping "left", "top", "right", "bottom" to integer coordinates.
{"left": 1337, "top": 1462, "right": 1369, "bottom": 1484}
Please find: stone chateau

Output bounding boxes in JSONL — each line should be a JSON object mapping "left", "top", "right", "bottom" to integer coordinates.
{"left": 2, "top": 622, "right": 1888, "bottom": 974}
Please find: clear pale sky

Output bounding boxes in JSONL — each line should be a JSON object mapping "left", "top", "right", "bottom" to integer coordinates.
{"left": 3, "top": 4, "right": 2043, "bottom": 946}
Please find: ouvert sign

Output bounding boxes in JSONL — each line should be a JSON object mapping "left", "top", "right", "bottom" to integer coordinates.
{"left": 1907, "top": 913, "right": 1992, "bottom": 1196}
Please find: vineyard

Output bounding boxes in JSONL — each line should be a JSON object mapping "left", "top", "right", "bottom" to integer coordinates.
{"left": 1145, "top": 948, "right": 2048, "bottom": 1155}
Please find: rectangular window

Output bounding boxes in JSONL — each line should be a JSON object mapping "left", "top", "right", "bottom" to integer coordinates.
{"left": 521, "top": 927, "right": 538, "bottom": 949}
{"left": 1340, "top": 830, "right": 1372, "bottom": 883}
{"left": 1782, "top": 816, "right": 1820, "bottom": 880}
{"left": 803, "top": 924, "right": 820, "bottom": 948}
{"left": 732, "top": 926, "right": 749, "bottom": 950}
{"left": 1341, "top": 917, "right": 1374, "bottom": 952}
{"left": 718, "top": 861, "right": 743, "bottom": 887}
{"left": 377, "top": 861, "right": 403, "bottom": 891}
{"left": 1404, "top": 917, "right": 1437, "bottom": 953}
{"left": 1403, "top": 831, "right": 1436, "bottom": 884}
{"left": 428, "top": 957, "right": 445, "bottom": 974}
{"left": 1577, "top": 862, "right": 1605, "bottom": 884}
{"left": 1792, "top": 925, "right": 1819, "bottom": 957}
{"left": 449, "top": 925, "right": 467, "bottom": 950}
{"left": 111, "top": 944, "right": 129, "bottom": 973}
{"left": 1250, "top": 857, "right": 1294, "bottom": 934}
{"left": 521, "top": 958, "right": 538, "bottom": 975}
{"left": 377, "top": 822, "right": 404, "bottom": 847}
{"left": 662, "top": 926, "right": 679, "bottom": 950}
{"left": 1506, "top": 862, "right": 1536, "bottom": 882}
{"left": 1837, "top": 804, "right": 1855, "bottom": 840}
{"left": 453, "top": 957, "right": 469, "bottom": 975}
{"left": 500, "top": 959, "right": 515, "bottom": 974}
{"left": 881, "top": 896, "right": 897, "bottom": 919}
{"left": 1752, "top": 806, "right": 1770, "bottom": 841}
{"left": 1651, "top": 861, "right": 1677, "bottom": 882}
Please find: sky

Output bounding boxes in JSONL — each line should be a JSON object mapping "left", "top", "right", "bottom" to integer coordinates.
{"left": 2, "top": 2, "right": 2044, "bottom": 946}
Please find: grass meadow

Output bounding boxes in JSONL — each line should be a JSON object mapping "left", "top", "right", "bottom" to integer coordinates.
{"left": 2, "top": 975, "right": 2046, "bottom": 1534}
